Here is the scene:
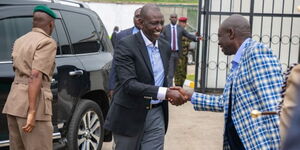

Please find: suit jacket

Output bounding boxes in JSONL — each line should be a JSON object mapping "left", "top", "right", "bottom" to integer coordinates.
{"left": 282, "top": 88, "right": 300, "bottom": 150}
{"left": 161, "top": 24, "right": 197, "bottom": 54}
{"left": 104, "top": 32, "right": 171, "bottom": 136}
{"left": 115, "top": 27, "right": 134, "bottom": 44}
{"left": 108, "top": 27, "right": 134, "bottom": 90}
{"left": 280, "top": 64, "right": 300, "bottom": 142}
{"left": 111, "top": 31, "right": 118, "bottom": 49}
{"left": 191, "top": 38, "right": 283, "bottom": 150}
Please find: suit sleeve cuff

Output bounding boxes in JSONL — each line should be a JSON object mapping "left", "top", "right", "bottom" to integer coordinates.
{"left": 157, "top": 87, "right": 168, "bottom": 100}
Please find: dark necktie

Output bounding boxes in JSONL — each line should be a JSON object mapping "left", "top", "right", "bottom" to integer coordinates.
{"left": 172, "top": 26, "right": 176, "bottom": 51}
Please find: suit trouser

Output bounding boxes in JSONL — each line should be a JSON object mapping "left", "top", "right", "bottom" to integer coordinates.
{"left": 168, "top": 51, "right": 179, "bottom": 87}
{"left": 7, "top": 115, "right": 53, "bottom": 150}
{"left": 113, "top": 106, "right": 165, "bottom": 150}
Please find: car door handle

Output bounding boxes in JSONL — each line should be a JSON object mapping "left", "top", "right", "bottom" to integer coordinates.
{"left": 69, "top": 70, "right": 83, "bottom": 76}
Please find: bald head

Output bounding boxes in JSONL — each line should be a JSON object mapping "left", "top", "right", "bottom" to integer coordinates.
{"left": 220, "top": 14, "right": 251, "bottom": 39}
{"left": 140, "top": 4, "right": 161, "bottom": 19}
{"left": 170, "top": 13, "right": 177, "bottom": 18}
{"left": 134, "top": 7, "right": 142, "bottom": 15}
{"left": 169, "top": 13, "right": 177, "bottom": 25}
{"left": 133, "top": 7, "right": 142, "bottom": 29}
{"left": 33, "top": 11, "right": 55, "bottom": 35}
{"left": 217, "top": 15, "right": 252, "bottom": 55}
{"left": 140, "top": 4, "right": 164, "bottom": 42}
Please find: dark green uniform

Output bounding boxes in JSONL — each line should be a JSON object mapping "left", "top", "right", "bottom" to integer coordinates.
{"left": 175, "top": 36, "right": 191, "bottom": 86}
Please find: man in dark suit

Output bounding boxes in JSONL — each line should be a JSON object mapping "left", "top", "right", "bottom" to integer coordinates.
{"left": 108, "top": 7, "right": 141, "bottom": 98}
{"left": 161, "top": 13, "right": 200, "bottom": 86}
{"left": 111, "top": 26, "right": 119, "bottom": 48}
{"left": 104, "top": 4, "right": 186, "bottom": 150}
{"left": 114, "top": 7, "right": 142, "bottom": 44}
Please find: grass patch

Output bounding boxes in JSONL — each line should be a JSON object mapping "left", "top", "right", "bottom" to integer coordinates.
{"left": 83, "top": 0, "right": 198, "bottom": 4}
{"left": 186, "top": 74, "right": 195, "bottom": 81}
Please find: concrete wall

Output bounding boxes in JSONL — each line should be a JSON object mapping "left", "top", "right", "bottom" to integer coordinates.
{"left": 86, "top": 2, "right": 197, "bottom": 35}
{"left": 86, "top": 1, "right": 300, "bottom": 89}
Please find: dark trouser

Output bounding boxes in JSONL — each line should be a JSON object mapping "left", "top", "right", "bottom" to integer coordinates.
{"left": 226, "top": 84, "right": 245, "bottom": 150}
{"left": 168, "top": 51, "right": 179, "bottom": 87}
{"left": 113, "top": 106, "right": 165, "bottom": 150}
{"left": 225, "top": 117, "right": 245, "bottom": 150}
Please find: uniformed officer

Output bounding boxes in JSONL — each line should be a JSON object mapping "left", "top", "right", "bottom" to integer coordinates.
{"left": 2, "top": 5, "right": 57, "bottom": 150}
{"left": 174, "top": 17, "right": 191, "bottom": 86}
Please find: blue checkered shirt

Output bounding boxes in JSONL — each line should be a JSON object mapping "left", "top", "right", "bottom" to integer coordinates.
{"left": 191, "top": 38, "right": 283, "bottom": 150}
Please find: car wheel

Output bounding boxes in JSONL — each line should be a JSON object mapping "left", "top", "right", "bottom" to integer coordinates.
{"left": 67, "top": 99, "right": 104, "bottom": 150}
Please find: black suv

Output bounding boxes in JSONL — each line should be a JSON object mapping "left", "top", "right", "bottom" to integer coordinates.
{"left": 0, "top": 0, "right": 113, "bottom": 149}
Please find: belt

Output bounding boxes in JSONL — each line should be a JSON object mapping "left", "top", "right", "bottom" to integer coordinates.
{"left": 14, "top": 75, "right": 51, "bottom": 88}
{"left": 171, "top": 50, "right": 178, "bottom": 52}
{"left": 146, "top": 102, "right": 162, "bottom": 110}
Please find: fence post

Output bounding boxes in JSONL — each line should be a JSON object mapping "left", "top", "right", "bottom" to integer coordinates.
{"left": 195, "top": 0, "right": 202, "bottom": 90}
{"left": 198, "top": 0, "right": 210, "bottom": 92}
{"left": 249, "top": 0, "right": 255, "bottom": 33}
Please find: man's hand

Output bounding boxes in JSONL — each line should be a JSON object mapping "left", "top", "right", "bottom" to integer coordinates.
{"left": 22, "top": 111, "right": 36, "bottom": 133}
{"left": 108, "top": 90, "right": 114, "bottom": 99}
{"left": 166, "top": 88, "right": 187, "bottom": 106}
{"left": 23, "top": 69, "right": 42, "bottom": 133}
{"left": 169, "top": 86, "right": 193, "bottom": 101}
{"left": 195, "top": 32, "right": 203, "bottom": 41}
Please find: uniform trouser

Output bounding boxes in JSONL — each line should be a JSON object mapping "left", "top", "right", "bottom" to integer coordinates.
{"left": 7, "top": 115, "right": 53, "bottom": 150}
{"left": 168, "top": 51, "right": 179, "bottom": 87}
{"left": 113, "top": 106, "right": 165, "bottom": 150}
{"left": 174, "top": 55, "right": 188, "bottom": 86}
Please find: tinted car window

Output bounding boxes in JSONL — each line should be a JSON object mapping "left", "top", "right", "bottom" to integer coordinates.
{"left": 0, "top": 17, "right": 31, "bottom": 61}
{"left": 52, "top": 19, "right": 71, "bottom": 55}
{"left": 61, "top": 11, "right": 101, "bottom": 54}
{"left": 95, "top": 17, "right": 112, "bottom": 53}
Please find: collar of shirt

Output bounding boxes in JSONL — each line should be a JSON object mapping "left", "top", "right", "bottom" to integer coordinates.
{"left": 231, "top": 38, "right": 251, "bottom": 70}
{"left": 141, "top": 30, "right": 163, "bottom": 104}
{"left": 170, "top": 24, "right": 177, "bottom": 28}
{"left": 32, "top": 27, "right": 50, "bottom": 37}
{"left": 140, "top": 30, "right": 158, "bottom": 49}
{"left": 132, "top": 26, "right": 139, "bottom": 35}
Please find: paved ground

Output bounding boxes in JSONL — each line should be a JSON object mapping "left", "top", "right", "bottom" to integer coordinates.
{"left": 102, "top": 65, "right": 224, "bottom": 150}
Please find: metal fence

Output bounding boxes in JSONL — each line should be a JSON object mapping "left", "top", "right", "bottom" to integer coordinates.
{"left": 195, "top": 0, "right": 300, "bottom": 92}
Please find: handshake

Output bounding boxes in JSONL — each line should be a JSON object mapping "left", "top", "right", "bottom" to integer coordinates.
{"left": 165, "top": 87, "right": 193, "bottom": 106}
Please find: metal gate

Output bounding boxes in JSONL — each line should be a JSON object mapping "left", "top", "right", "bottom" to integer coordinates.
{"left": 195, "top": 0, "right": 300, "bottom": 92}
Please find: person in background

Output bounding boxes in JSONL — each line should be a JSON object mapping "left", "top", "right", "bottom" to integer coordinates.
{"left": 2, "top": 5, "right": 57, "bottom": 150}
{"left": 282, "top": 87, "right": 300, "bottom": 150}
{"left": 174, "top": 14, "right": 283, "bottom": 150}
{"left": 280, "top": 63, "right": 300, "bottom": 144}
{"left": 104, "top": 4, "right": 186, "bottom": 150}
{"left": 161, "top": 13, "right": 201, "bottom": 86}
{"left": 108, "top": 7, "right": 142, "bottom": 98}
{"left": 174, "top": 17, "right": 191, "bottom": 87}
{"left": 111, "top": 26, "right": 119, "bottom": 48}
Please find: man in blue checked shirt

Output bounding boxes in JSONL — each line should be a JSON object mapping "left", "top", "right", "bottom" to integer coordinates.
{"left": 174, "top": 14, "right": 283, "bottom": 150}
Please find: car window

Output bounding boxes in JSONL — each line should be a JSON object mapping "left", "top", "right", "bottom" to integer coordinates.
{"left": 0, "top": 17, "right": 31, "bottom": 61}
{"left": 52, "top": 19, "right": 71, "bottom": 55}
{"left": 61, "top": 11, "right": 102, "bottom": 54}
{"left": 94, "top": 16, "right": 113, "bottom": 53}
